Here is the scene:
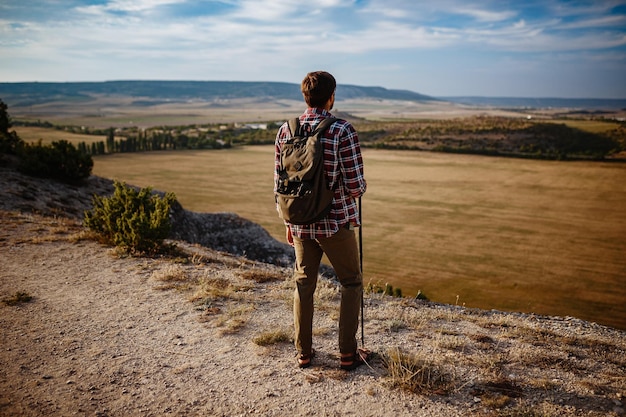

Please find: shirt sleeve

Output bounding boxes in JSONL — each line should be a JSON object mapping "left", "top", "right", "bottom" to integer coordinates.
{"left": 337, "top": 122, "right": 366, "bottom": 198}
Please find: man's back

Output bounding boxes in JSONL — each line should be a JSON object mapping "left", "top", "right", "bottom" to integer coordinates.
{"left": 274, "top": 107, "right": 366, "bottom": 239}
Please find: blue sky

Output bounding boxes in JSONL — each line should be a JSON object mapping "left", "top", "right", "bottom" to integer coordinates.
{"left": 1, "top": 0, "right": 625, "bottom": 98}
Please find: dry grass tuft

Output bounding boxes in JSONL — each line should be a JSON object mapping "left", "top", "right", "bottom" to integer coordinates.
{"left": 151, "top": 264, "right": 195, "bottom": 291}
{"left": 384, "top": 319, "right": 407, "bottom": 333}
{"left": 190, "top": 274, "right": 252, "bottom": 302}
{"left": 480, "top": 391, "right": 512, "bottom": 409}
{"left": 435, "top": 331, "right": 467, "bottom": 351}
{"left": 239, "top": 269, "right": 286, "bottom": 283}
{"left": 4, "top": 214, "right": 86, "bottom": 245}
{"left": 314, "top": 280, "right": 340, "bottom": 313}
{"left": 382, "top": 347, "right": 454, "bottom": 394}
{"left": 213, "top": 304, "right": 255, "bottom": 334}
{"left": 253, "top": 329, "right": 292, "bottom": 346}
{"left": 67, "top": 229, "right": 100, "bottom": 243}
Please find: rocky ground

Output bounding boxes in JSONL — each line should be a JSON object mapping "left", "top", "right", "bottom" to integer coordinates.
{"left": 1, "top": 161, "right": 625, "bottom": 416}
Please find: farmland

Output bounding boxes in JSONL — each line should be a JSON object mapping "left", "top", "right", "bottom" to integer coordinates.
{"left": 89, "top": 146, "right": 626, "bottom": 330}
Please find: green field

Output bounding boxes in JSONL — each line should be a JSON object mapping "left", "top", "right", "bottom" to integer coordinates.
{"left": 92, "top": 146, "right": 626, "bottom": 329}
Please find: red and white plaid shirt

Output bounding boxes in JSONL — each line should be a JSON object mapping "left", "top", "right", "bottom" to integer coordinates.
{"left": 274, "top": 108, "right": 366, "bottom": 239}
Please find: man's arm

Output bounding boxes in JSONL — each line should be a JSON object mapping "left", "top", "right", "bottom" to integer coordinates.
{"left": 338, "top": 123, "right": 366, "bottom": 198}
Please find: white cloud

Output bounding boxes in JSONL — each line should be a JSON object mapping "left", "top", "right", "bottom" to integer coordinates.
{"left": 557, "top": 14, "right": 626, "bottom": 30}
{"left": 4, "top": 1, "right": 624, "bottom": 58}
{"left": 232, "top": 0, "right": 300, "bottom": 20}
{"left": 455, "top": 7, "right": 517, "bottom": 22}
{"left": 549, "top": 0, "right": 624, "bottom": 17}
{"left": 77, "top": 0, "right": 186, "bottom": 14}
{"left": 328, "top": 22, "right": 459, "bottom": 52}
{"left": 355, "top": 2, "right": 412, "bottom": 19}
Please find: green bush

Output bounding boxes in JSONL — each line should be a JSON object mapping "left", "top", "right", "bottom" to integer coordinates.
{"left": 18, "top": 140, "right": 93, "bottom": 181}
{"left": 84, "top": 181, "right": 177, "bottom": 255}
{"left": 366, "top": 281, "right": 405, "bottom": 298}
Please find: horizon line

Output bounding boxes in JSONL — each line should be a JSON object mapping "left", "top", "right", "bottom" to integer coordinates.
{"left": 1, "top": 80, "right": 625, "bottom": 101}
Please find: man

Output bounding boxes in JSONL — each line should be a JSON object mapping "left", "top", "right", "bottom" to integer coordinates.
{"left": 274, "top": 71, "right": 368, "bottom": 370}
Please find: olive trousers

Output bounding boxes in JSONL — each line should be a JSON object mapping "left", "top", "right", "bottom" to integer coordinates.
{"left": 292, "top": 226, "right": 362, "bottom": 356}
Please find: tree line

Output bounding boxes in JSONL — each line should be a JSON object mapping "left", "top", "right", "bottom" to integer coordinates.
{"left": 7, "top": 99, "right": 625, "bottom": 161}
{"left": 15, "top": 119, "right": 281, "bottom": 156}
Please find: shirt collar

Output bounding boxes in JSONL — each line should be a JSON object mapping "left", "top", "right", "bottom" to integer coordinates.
{"left": 305, "top": 107, "right": 333, "bottom": 118}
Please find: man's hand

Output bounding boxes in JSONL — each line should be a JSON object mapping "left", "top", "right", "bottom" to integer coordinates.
{"left": 285, "top": 226, "right": 294, "bottom": 247}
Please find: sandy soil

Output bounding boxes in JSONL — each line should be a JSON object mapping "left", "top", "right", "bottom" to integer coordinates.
{"left": 0, "top": 212, "right": 461, "bottom": 417}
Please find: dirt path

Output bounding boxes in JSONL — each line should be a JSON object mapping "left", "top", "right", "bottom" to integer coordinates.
{"left": 0, "top": 212, "right": 456, "bottom": 416}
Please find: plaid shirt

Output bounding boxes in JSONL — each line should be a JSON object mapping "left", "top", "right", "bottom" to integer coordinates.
{"left": 274, "top": 107, "right": 366, "bottom": 239}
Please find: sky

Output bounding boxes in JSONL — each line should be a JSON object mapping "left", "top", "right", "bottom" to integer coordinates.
{"left": 1, "top": 0, "right": 625, "bottom": 98}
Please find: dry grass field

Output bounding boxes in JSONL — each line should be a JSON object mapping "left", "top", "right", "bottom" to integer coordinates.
{"left": 15, "top": 126, "right": 108, "bottom": 145}
{"left": 90, "top": 146, "right": 626, "bottom": 330}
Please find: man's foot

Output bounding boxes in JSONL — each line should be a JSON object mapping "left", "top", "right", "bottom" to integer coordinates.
{"left": 340, "top": 348, "right": 371, "bottom": 371}
{"left": 298, "top": 349, "right": 315, "bottom": 369}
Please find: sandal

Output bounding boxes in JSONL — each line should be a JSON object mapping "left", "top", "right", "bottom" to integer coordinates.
{"left": 340, "top": 348, "right": 371, "bottom": 371}
{"left": 298, "top": 349, "right": 315, "bottom": 369}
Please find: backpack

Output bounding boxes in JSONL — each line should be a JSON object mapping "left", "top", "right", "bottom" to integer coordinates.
{"left": 275, "top": 117, "right": 339, "bottom": 225}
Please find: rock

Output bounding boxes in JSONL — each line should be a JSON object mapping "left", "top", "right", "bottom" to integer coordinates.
{"left": 169, "top": 201, "right": 294, "bottom": 267}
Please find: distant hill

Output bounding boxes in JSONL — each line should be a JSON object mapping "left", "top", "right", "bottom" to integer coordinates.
{"left": 0, "top": 80, "right": 438, "bottom": 107}
{"left": 443, "top": 96, "right": 626, "bottom": 110}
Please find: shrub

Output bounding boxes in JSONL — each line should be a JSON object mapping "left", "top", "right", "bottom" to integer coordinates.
{"left": 0, "top": 99, "right": 24, "bottom": 155}
{"left": 18, "top": 140, "right": 93, "bottom": 181}
{"left": 84, "top": 181, "right": 177, "bottom": 255}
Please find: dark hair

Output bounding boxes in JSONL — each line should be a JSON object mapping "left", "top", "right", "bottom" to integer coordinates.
{"left": 301, "top": 71, "right": 336, "bottom": 108}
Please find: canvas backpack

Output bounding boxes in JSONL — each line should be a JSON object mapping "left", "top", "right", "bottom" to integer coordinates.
{"left": 275, "top": 117, "right": 339, "bottom": 225}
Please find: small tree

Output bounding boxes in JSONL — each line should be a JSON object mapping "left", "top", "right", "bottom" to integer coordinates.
{"left": 84, "top": 181, "right": 177, "bottom": 255}
{"left": 0, "top": 99, "right": 24, "bottom": 155}
{"left": 0, "top": 99, "right": 10, "bottom": 134}
{"left": 18, "top": 140, "right": 93, "bottom": 181}
{"left": 106, "top": 128, "right": 115, "bottom": 154}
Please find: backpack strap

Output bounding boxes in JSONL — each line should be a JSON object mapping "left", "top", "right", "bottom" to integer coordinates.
{"left": 287, "top": 118, "right": 300, "bottom": 136}
{"left": 312, "top": 117, "right": 339, "bottom": 136}
{"left": 287, "top": 117, "right": 339, "bottom": 137}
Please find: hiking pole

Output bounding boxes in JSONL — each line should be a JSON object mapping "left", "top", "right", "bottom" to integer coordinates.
{"left": 358, "top": 196, "right": 364, "bottom": 347}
